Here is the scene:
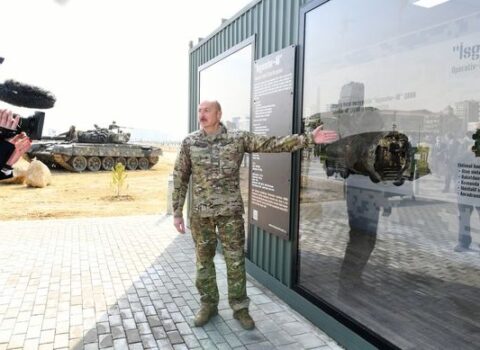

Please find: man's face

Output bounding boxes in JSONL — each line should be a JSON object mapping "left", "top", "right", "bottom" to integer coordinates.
{"left": 198, "top": 101, "right": 221, "bottom": 130}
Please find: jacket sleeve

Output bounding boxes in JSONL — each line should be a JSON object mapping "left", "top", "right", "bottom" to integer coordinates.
{"left": 243, "top": 131, "right": 314, "bottom": 153}
{"left": 172, "top": 139, "right": 192, "bottom": 218}
{"left": 0, "top": 166, "right": 13, "bottom": 181}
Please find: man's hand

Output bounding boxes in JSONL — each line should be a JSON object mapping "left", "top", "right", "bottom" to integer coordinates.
{"left": 0, "top": 109, "right": 20, "bottom": 131}
{"left": 312, "top": 125, "right": 338, "bottom": 144}
{"left": 6, "top": 132, "right": 31, "bottom": 166}
{"left": 174, "top": 216, "right": 186, "bottom": 234}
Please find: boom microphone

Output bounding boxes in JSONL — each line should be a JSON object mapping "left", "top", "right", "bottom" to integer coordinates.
{"left": 0, "top": 79, "right": 56, "bottom": 109}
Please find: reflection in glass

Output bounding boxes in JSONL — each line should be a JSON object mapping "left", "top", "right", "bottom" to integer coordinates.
{"left": 199, "top": 44, "right": 253, "bottom": 249}
{"left": 298, "top": 1, "right": 480, "bottom": 349}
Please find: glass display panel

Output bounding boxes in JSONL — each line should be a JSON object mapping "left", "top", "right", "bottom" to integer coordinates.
{"left": 199, "top": 44, "right": 253, "bottom": 247}
{"left": 298, "top": 1, "right": 480, "bottom": 348}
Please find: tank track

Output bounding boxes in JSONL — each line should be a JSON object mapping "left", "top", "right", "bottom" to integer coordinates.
{"left": 53, "top": 154, "right": 75, "bottom": 171}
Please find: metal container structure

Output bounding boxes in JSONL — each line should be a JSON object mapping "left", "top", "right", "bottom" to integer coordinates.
{"left": 190, "top": 1, "right": 480, "bottom": 349}
{"left": 189, "top": 0, "right": 309, "bottom": 286}
{"left": 188, "top": 1, "right": 374, "bottom": 349}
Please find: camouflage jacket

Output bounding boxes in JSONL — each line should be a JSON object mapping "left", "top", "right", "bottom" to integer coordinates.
{"left": 172, "top": 123, "right": 313, "bottom": 218}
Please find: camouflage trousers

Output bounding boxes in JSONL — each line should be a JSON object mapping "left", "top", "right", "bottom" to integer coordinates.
{"left": 190, "top": 215, "right": 250, "bottom": 311}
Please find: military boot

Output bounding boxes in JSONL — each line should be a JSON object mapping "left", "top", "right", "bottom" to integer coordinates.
{"left": 194, "top": 304, "right": 218, "bottom": 327}
{"left": 233, "top": 309, "right": 255, "bottom": 330}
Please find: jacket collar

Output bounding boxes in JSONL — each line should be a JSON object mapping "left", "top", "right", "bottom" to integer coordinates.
{"left": 200, "top": 122, "right": 228, "bottom": 138}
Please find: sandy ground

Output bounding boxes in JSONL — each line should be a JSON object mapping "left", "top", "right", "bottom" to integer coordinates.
{"left": 0, "top": 150, "right": 177, "bottom": 221}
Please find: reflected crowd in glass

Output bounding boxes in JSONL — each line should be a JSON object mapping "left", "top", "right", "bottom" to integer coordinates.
{"left": 298, "top": 1, "right": 480, "bottom": 349}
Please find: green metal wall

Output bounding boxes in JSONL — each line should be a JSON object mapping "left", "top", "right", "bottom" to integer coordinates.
{"left": 188, "top": 0, "right": 312, "bottom": 287}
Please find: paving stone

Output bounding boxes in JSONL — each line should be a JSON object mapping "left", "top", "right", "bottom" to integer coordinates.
{"left": 144, "top": 306, "right": 156, "bottom": 316}
{"left": 0, "top": 216, "right": 341, "bottom": 350}
{"left": 143, "top": 334, "right": 160, "bottom": 349}
{"left": 109, "top": 316, "right": 122, "bottom": 327}
{"left": 120, "top": 309, "right": 133, "bottom": 320}
{"left": 170, "top": 312, "right": 185, "bottom": 324}
{"left": 166, "top": 330, "right": 183, "bottom": 345}
{"left": 84, "top": 329, "right": 98, "bottom": 344}
{"left": 237, "top": 330, "right": 267, "bottom": 346}
{"left": 293, "top": 333, "right": 327, "bottom": 349}
{"left": 84, "top": 343, "right": 99, "bottom": 350}
{"left": 133, "top": 313, "right": 147, "bottom": 324}
{"left": 97, "top": 322, "right": 111, "bottom": 335}
{"left": 125, "top": 329, "right": 141, "bottom": 344}
{"left": 53, "top": 333, "right": 69, "bottom": 348}
{"left": 122, "top": 319, "right": 136, "bottom": 331}
{"left": 127, "top": 343, "right": 143, "bottom": 350}
{"left": 207, "top": 330, "right": 226, "bottom": 344}
{"left": 175, "top": 322, "right": 192, "bottom": 336}
{"left": 113, "top": 338, "right": 128, "bottom": 350}
{"left": 137, "top": 323, "right": 151, "bottom": 335}
{"left": 254, "top": 319, "right": 281, "bottom": 334}
{"left": 281, "top": 321, "right": 311, "bottom": 336}
{"left": 99, "top": 334, "right": 113, "bottom": 348}
{"left": 39, "top": 329, "right": 55, "bottom": 344}
{"left": 7, "top": 334, "right": 25, "bottom": 349}
{"left": 23, "top": 338, "right": 40, "bottom": 350}
{"left": 245, "top": 341, "right": 275, "bottom": 350}
{"left": 199, "top": 338, "right": 218, "bottom": 350}
{"left": 111, "top": 326, "right": 126, "bottom": 340}
{"left": 223, "top": 333, "right": 243, "bottom": 348}
{"left": 182, "top": 334, "right": 200, "bottom": 348}
{"left": 156, "top": 338, "right": 174, "bottom": 350}
{"left": 262, "top": 330, "right": 296, "bottom": 347}
{"left": 162, "top": 319, "right": 176, "bottom": 332}
{"left": 151, "top": 327, "right": 167, "bottom": 340}
{"left": 146, "top": 316, "right": 161, "bottom": 328}
{"left": 191, "top": 326, "right": 209, "bottom": 340}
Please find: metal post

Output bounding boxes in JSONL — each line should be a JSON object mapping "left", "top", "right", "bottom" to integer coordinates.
{"left": 167, "top": 173, "right": 174, "bottom": 215}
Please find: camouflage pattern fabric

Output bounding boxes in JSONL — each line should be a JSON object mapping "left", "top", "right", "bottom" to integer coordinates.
{"left": 172, "top": 123, "right": 312, "bottom": 218}
{"left": 190, "top": 215, "right": 248, "bottom": 311}
{"left": 172, "top": 122, "right": 312, "bottom": 311}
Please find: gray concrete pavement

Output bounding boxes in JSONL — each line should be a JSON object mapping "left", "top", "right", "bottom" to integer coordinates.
{"left": 0, "top": 215, "right": 343, "bottom": 350}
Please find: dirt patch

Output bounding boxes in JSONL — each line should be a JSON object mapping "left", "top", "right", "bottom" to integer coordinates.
{"left": 101, "top": 195, "right": 135, "bottom": 202}
{"left": 0, "top": 150, "right": 177, "bottom": 221}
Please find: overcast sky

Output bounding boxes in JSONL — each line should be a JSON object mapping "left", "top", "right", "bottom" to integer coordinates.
{"left": 0, "top": 0, "right": 253, "bottom": 139}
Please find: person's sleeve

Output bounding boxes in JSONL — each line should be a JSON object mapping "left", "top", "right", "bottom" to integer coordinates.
{"left": 0, "top": 139, "right": 15, "bottom": 169}
{"left": 243, "top": 131, "right": 314, "bottom": 153}
{"left": 172, "top": 139, "right": 192, "bottom": 218}
{"left": 0, "top": 165, "right": 13, "bottom": 180}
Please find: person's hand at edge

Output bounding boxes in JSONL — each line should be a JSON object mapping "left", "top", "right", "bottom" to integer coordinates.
{"left": 312, "top": 125, "right": 338, "bottom": 144}
{"left": 6, "top": 132, "right": 31, "bottom": 166}
{"left": 174, "top": 216, "right": 186, "bottom": 234}
{"left": 0, "top": 109, "right": 20, "bottom": 131}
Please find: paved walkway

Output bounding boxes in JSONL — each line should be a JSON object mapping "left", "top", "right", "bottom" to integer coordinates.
{"left": 0, "top": 215, "right": 343, "bottom": 350}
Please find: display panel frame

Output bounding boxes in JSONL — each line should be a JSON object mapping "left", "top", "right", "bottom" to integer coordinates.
{"left": 197, "top": 36, "right": 256, "bottom": 253}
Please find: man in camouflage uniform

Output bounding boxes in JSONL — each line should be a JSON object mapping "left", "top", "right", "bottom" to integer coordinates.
{"left": 172, "top": 100, "right": 337, "bottom": 330}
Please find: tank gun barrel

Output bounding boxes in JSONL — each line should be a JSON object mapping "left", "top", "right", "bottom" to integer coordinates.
{"left": 41, "top": 135, "right": 68, "bottom": 141}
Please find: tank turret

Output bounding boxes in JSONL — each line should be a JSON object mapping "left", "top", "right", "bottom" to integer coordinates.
{"left": 324, "top": 131, "right": 430, "bottom": 186}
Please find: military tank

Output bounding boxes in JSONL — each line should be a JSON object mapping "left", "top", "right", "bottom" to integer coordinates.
{"left": 324, "top": 130, "right": 430, "bottom": 186}
{"left": 26, "top": 122, "right": 162, "bottom": 172}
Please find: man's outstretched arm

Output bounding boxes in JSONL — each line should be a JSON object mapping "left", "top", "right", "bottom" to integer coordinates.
{"left": 243, "top": 125, "right": 338, "bottom": 153}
